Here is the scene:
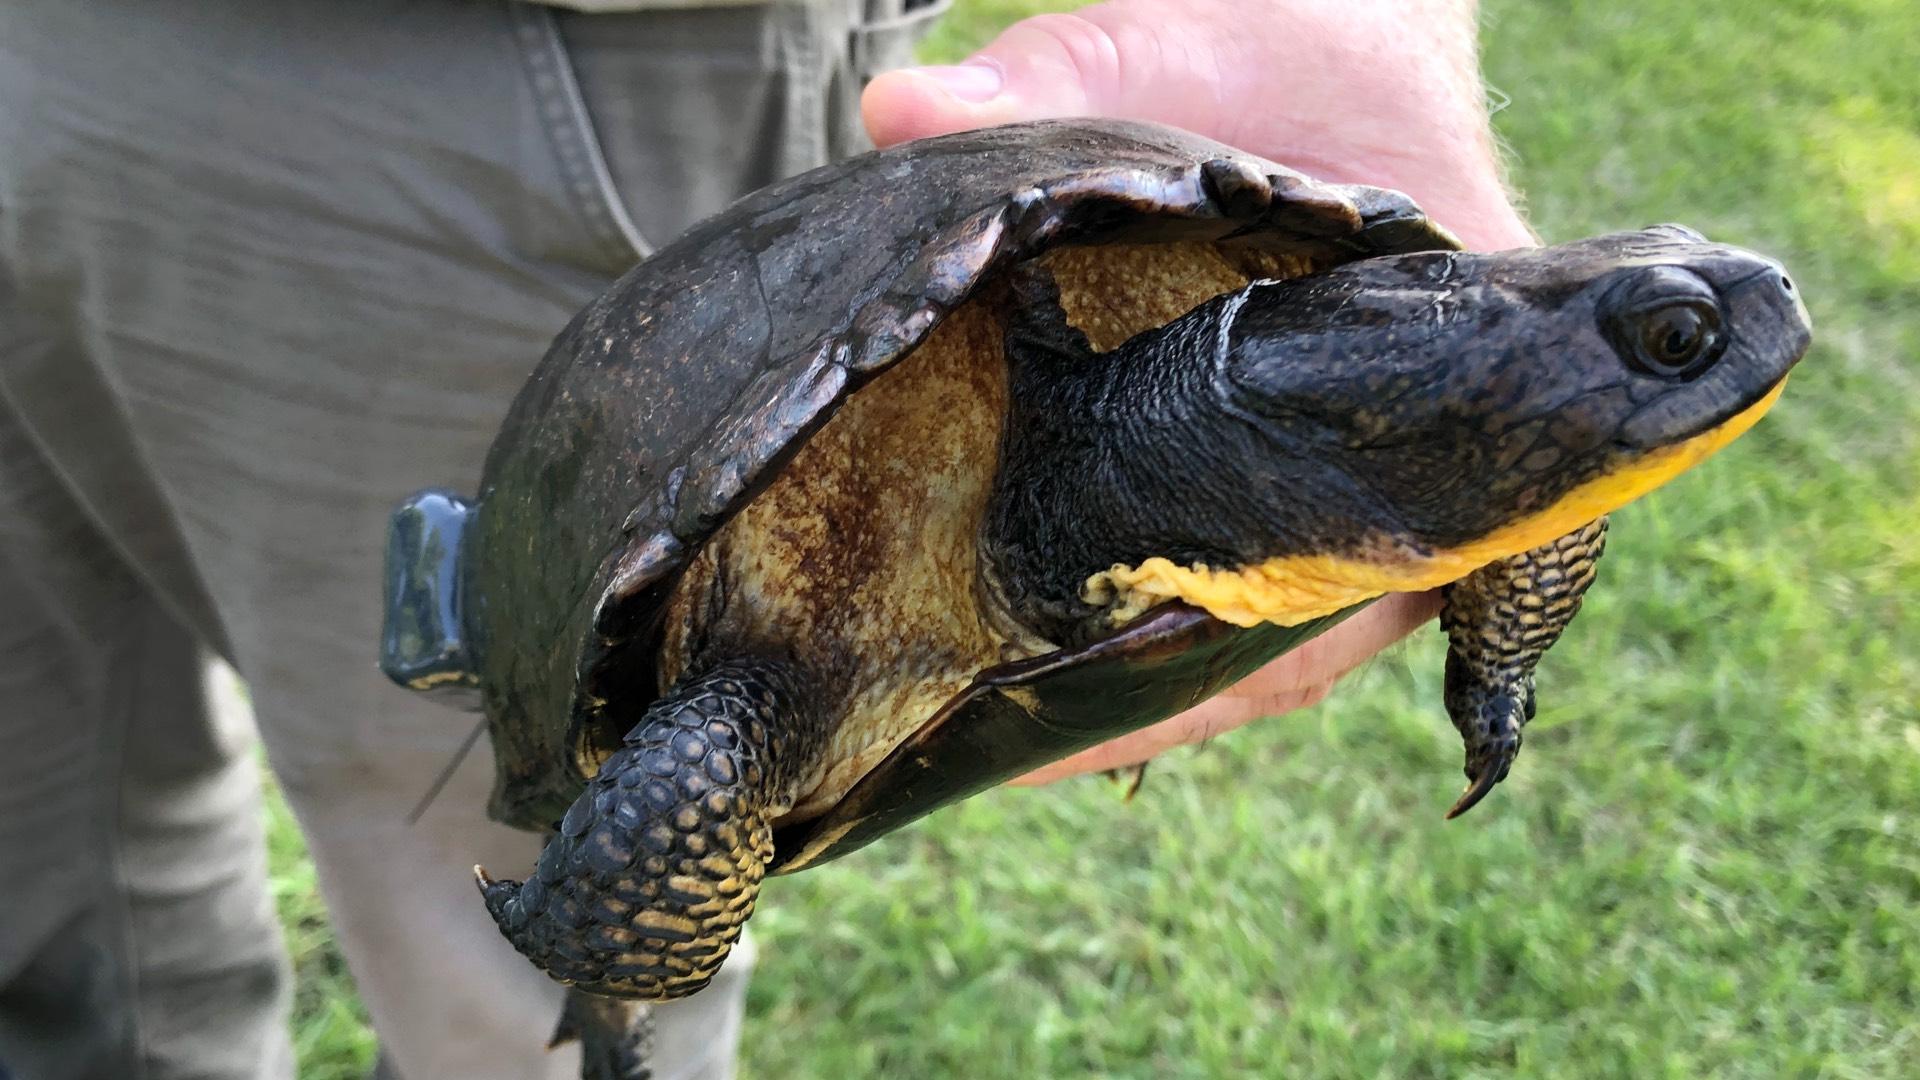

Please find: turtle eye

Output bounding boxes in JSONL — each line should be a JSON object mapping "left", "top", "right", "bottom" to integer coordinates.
{"left": 1600, "top": 266, "right": 1728, "bottom": 381}
{"left": 1633, "top": 301, "right": 1721, "bottom": 377}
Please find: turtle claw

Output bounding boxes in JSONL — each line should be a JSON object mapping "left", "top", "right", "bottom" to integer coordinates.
{"left": 1444, "top": 752, "right": 1513, "bottom": 820}
{"left": 1100, "top": 762, "right": 1149, "bottom": 802}
{"left": 473, "top": 864, "right": 510, "bottom": 906}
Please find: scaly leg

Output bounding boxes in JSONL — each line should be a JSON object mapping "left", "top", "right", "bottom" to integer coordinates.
{"left": 1440, "top": 518, "right": 1609, "bottom": 817}
{"left": 477, "top": 656, "right": 826, "bottom": 999}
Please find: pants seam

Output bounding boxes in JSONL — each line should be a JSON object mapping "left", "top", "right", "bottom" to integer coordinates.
{"left": 509, "top": 2, "right": 652, "bottom": 265}
{"left": 784, "top": 2, "right": 826, "bottom": 170}
{"left": 104, "top": 605, "right": 153, "bottom": 1080}
{"left": 848, "top": 0, "right": 952, "bottom": 79}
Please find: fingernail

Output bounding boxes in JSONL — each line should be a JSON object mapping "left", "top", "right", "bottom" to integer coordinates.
{"left": 913, "top": 61, "right": 1004, "bottom": 103}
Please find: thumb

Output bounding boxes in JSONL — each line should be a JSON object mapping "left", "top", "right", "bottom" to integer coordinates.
{"left": 863, "top": 9, "right": 1234, "bottom": 148}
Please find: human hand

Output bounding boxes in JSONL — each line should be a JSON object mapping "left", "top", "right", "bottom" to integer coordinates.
{"left": 861, "top": 0, "right": 1530, "bottom": 782}
{"left": 863, "top": 0, "right": 1531, "bottom": 251}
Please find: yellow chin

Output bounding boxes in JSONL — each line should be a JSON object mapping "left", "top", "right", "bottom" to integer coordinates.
{"left": 1084, "top": 379, "right": 1787, "bottom": 629}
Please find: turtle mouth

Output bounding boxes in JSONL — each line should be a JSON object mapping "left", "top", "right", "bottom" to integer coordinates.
{"left": 1622, "top": 368, "right": 1792, "bottom": 452}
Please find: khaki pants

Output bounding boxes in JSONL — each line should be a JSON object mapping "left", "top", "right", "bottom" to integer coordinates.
{"left": 0, "top": 1, "right": 941, "bottom": 1076}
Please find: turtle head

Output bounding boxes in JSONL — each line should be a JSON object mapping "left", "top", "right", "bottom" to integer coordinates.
{"left": 1215, "top": 224, "right": 1811, "bottom": 553}
{"left": 987, "top": 225, "right": 1811, "bottom": 638}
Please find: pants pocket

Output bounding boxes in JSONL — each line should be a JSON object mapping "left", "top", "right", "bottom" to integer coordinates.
{"left": 851, "top": 0, "right": 954, "bottom": 82}
{"left": 524, "top": 1, "right": 901, "bottom": 259}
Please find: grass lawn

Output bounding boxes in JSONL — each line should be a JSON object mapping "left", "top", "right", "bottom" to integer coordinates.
{"left": 272, "top": 0, "right": 1920, "bottom": 1075}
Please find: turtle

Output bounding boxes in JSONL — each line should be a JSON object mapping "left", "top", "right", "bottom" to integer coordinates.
{"left": 379, "top": 118, "right": 1808, "bottom": 1070}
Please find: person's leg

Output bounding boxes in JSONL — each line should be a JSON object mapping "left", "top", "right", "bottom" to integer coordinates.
{"left": 0, "top": 0, "right": 918, "bottom": 1076}
{"left": 0, "top": 4, "right": 594, "bottom": 1074}
{"left": 0, "top": 399, "right": 295, "bottom": 1080}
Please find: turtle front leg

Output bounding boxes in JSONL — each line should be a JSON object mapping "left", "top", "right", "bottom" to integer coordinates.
{"left": 1440, "top": 518, "right": 1609, "bottom": 818}
{"left": 477, "top": 656, "right": 825, "bottom": 999}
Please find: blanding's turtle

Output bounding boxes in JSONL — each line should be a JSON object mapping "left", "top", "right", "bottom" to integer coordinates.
{"left": 380, "top": 120, "right": 1809, "bottom": 1024}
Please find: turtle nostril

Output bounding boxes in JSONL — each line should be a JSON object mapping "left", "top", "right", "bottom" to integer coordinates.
{"left": 1779, "top": 274, "right": 1795, "bottom": 294}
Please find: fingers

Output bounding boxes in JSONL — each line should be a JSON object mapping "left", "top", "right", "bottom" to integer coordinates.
{"left": 1205, "top": 591, "right": 1442, "bottom": 707}
{"left": 865, "top": 5, "right": 1269, "bottom": 149}
{"left": 1011, "top": 681, "right": 1332, "bottom": 786}
{"left": 1012, "top": 592, "right": 1440, "bottom": 785}
{"left": 862, "top": 1, "right": 1360, "bottom": 149}
{"left": 861, "top": 0, "right": 1534, "bottom": 250}
{"left": 865, "top": 13, "right": 1127, "bottom": 148}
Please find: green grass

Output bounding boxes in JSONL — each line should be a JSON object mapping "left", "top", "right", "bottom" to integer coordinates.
{"left": 268, "top": 777, "right": 378, "bottom": 1080}
{"left": 272, "top": 0, "right": 1920, "bottom": 1075}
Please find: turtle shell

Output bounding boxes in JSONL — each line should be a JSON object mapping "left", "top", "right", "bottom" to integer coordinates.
{"left": 461, "top": 118, "right": 1456, "bottom": 866}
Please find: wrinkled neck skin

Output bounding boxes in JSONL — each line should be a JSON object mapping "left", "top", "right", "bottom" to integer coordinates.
{"left": 985, "top": 276, "right": 1404, "bottom": 646}
{"left": 983, "top": 230, "right": 1808, "bottom": 645}
{"left": 983, "top": 281, "right": 1375, "bottom": 645}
